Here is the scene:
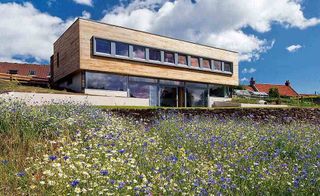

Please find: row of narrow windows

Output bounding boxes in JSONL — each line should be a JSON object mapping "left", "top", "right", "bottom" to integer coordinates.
{"left": 93, "top": 37, "right": 233, "bottom": 73}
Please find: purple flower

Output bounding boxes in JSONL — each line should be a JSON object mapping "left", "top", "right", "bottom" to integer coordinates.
{"left": 63, "top": 156, "right": 70, "bottom": 160}
{"left": 118, "top": 182, "right": 125, "bottom": 189}
{"left": 100, "top": 170, "right": 109, "bottom": 176}
{"left": 294, "top": 179, "right": 299, "bottom": 188}
{"left": 71, "top": 180, "right": 80, "bottom": 187}
{"left": 119, "top": 149, "right": 125, "bottom": 154}
{"left": 49, "top": 155, "right": 57, "bottom": 161}
{"left": 1, "top": 160, "right": 8, "bottom": 165}
{"left": 17, "top": 171, "right": 25, "bottom": 177}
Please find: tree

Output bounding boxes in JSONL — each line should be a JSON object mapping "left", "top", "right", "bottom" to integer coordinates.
{"left": 269, "top": 87, "right": 280, "bottom": 98}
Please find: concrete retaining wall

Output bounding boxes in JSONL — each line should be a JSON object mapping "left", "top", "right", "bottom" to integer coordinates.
{"left": 0, "top": 92, "right": 149, "bottom": 106}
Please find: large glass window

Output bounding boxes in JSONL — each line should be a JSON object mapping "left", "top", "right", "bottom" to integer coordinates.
{"left": 209, "top": 85, "right": 226, "bottom": 97}
{"left": 202, "top": 59, "right": 211, "bottom": 69}
{"left": 129, "top": 76, "right": 157, "bottom": 83}
{"left": 164, "top": 51, "right": 175, "bottom": 63}
{"left": 178, "top": 54, "right": 188, "bottom": 65}
{"left": 186, "top": 88, "right": 207, "bottom": 107}
{"left": 129, "top": 83, "right": 158, "bottom": 106}
{"left": 133, "top": 45, "right": 146, "bottom": 59}
{"left": 86, "top": 72, "right": 127, "bottom": 91}
{"left": 116, "top": 42, "right": 129, "bottom": 56}
{"left": 214, "top": 60, "right": 223, "bottom": 71}
{"left": 191, "top": 57, "right": 200, "bottom": 68}
{"left": 95, "top": 38, "right": 111, "bottom": 54}
{"left": 149, "top": 48, "right": 161, "bottom": 61}
{"left": 160, "top": 79, "right": 184, "bottom": 86}
{"left": 224, "top": 62, "right": 232, "bottom": 72}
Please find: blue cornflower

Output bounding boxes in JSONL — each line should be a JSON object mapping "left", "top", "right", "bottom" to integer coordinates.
{"left": 17, "top": 171, "right": 25, "bottom": 177}
{"left": 170, "top": 155, "right": 178, "bottom": 163}
{"left": 71, "top": 180, "right": 80, "bottom": 187}
{"left": 119, "top": 149, "right": 125, "bottom": 154}
{"left": 63, "top": 156, "right": 70, "bottom": 160}
{"left": 49, "top": 155, "right": 57, "bottom": 161}
{"left": 100, "top": 170, "right": 109, "bottom": 176}
{"left": 188, "top": 154, "right": 196, "bottom": 161}
{"left": 118, "top": 182, "right": 125, "bottom": 189}
{"left": 294, "top": 179, "right": 299, "bottom": 188}
{"left": 1, "top": 160, "right": 8, "bottom": 165}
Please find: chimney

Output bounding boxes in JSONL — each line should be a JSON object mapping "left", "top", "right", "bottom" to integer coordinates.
{"left": 250, "top": 77, "right": 256, "bottom": 86}
{"left": 285, "top": 80, "right": 291, "bottom": 86}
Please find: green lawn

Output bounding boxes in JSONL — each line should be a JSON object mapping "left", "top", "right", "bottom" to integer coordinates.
{"left": 0, "top": 79, "right": 73, "bottom": 94}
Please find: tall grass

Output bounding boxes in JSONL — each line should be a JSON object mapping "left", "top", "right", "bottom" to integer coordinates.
{"left": 0, "top": 100, "right": 319, "bottom": 195}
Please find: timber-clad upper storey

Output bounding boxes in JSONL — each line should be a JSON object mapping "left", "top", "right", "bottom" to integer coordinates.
{"left": 53, "top": 18, "right": 239, "bottom": 86}
{"left": 92, "top": 36, "right": 233, "bottom": 75}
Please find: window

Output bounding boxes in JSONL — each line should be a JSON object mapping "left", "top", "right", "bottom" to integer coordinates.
{"left": 178, "top": 54, "right": 188, "bottom": 65}
{"left": 209, "top": 85, "right": 226, "bottom": 97}
{"left": 129, "top": 76, "right": 157, "bottom": 83}
{"left": 95, "top": 38, "right": 111, "bottom": 54}
{"left": 202, "top": 59, "right": 211, "bottom": 69}
{"left": 86, "top": 72, "right": 127, "bottom": 91}
{"left": 164, "top": 51, "right": 175, "bottom": 63}
{"left": 149, "top": 48, "right": 161, "bottom": 61}
{"left": 57, "top": 52, "right": 60, "bottom": 68}
{"left": 224, "top": 62, "right": 232, "bottom": 72}
{"left": 29, "top": 70, "right": 36, "bottom": 76}
{"left": 129, "top": 82, "right": 158, "bottom": 106}
{"left": 133, "top": 45, "right": 146, "bottom": 59}
{"left": 8, "top": 70, "right": 18, "bottom": 74}
{"left": 214, "top": 60, "right": 222, "bottom": 71}
{"left": 186, "top": 88, "right": 208, "bottom": 107}
{"left": 191, "top": 56, "right": 200, "bottom": 67}
{"left": 116, "top": 42, "right": 129, "bottom": 56}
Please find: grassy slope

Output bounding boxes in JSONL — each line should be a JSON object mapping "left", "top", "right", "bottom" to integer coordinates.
{"left": 0, "top": 79, "right": 72, "bottom": 94}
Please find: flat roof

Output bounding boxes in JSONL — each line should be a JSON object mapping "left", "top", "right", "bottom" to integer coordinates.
{"left": 56, "top": 18, "right": 238, "bottom": 54}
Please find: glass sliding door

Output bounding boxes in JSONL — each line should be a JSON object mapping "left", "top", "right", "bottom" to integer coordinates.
{"left": 160, "top": 87, "right": 177, "bottom": 107}
{"left": 186, "top": 88, "right": 208, "bottom": 107}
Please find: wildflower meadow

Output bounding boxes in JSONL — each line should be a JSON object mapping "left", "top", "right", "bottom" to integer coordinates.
{"left": 0, "top": 100, "right": 319, "bottom": 195}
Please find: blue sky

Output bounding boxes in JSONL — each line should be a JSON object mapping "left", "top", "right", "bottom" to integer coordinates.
{"left": 0, "top": 0, "right": 319, "bottom": 94}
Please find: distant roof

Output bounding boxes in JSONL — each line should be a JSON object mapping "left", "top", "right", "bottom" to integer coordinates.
{"left": 0, "top": 62, "right": 50, "bottom": 79}
{"left": 245, "top": 83, "right": 299, "bottom": 97}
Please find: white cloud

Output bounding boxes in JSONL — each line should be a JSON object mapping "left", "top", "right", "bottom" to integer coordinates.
{"left": 73, "top": 0, "right": 93, "bottom": 6}
{"left": 0, "top": 2, "right": 84, "bottom": 63}
{"left": 101, "top": 0, "right": 320, "bottom": 61}
{"left": 240, "top": 77, "right": 249, "bottom": 82}
{"left": 81, "top": 11, "right": 91, "bottom": 19}
{"left": 286, "top": 44, "right": 302, "bottom": 52}
{"left": 242, "top": 68, "right": 257, "bottom": 74}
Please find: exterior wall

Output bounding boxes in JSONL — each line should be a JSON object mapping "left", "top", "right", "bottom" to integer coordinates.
{"left": 84, "top": 89, "right": 128, "bottom": 97}
{"left": 209, "top": 97, "right": 232, "bottom": 107}
{"left": 1, "top": 92, "right": 149, "bottom": 106}
{"left": 53, "top": 20, "right": 80, "bottom": 82}
{"left": 78, "top": 19, "right": 239, "bottom": 86}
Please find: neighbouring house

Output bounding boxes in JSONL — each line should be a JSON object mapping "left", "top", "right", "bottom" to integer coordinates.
{"left": 245, "top": 78, "right": 299, "bottom": 97}
{"left": 51, "top": 18, "right": 239, "bottom": 107}
{"left": 0, "top": 62, "right": 50, "bottom": 86}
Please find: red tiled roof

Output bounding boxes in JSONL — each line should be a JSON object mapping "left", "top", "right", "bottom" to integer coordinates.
{"left": 0, "top": 62, "right": 50, "bottom": 79}
{"left": 254, "top": 84, "right": 299, "bottom": 97}
{"left": 244, "top": 86, "right": 255, "bottom": 91}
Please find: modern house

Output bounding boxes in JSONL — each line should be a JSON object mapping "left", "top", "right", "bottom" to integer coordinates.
{"left": 0, "top": 62, "right": 50, "bottom": 85}
{"left": 245, "top": 78, "right": 299, "bottom": 97}
{"left": 51, "top": 18, "right": 239, "bottom": 107}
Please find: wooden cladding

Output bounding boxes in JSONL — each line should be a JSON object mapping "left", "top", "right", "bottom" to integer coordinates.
{"left": 53, "top": 18, "right": 239, "bottom": 86}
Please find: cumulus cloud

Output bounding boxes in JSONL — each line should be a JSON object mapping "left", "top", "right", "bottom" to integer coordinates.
{"left": 73, "top": 0, "right": 93, "bottom": 7}
{"left": 101, "top": 0, "right": 320, "bottom": 61}
{"left": 286, "top": 44, "right": 302, "bottom": 52}
{"left": 0, "top": 2, "right": 86, "bottom": 63}
{"left": 242, "top": 68, "right": 257, "bottom": 74}
{"left": 240, "top": 77, "right": 249, "bottom": 82}
{"left": 81, "top": 11, "right": 91, "bottom": 19}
